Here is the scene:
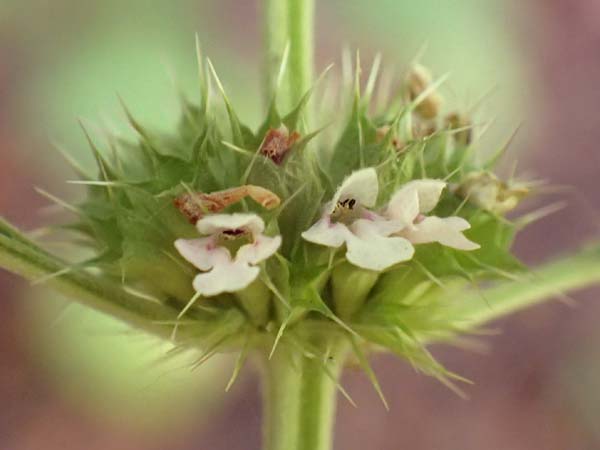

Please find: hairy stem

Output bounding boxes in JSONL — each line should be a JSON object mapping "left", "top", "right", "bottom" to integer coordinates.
{"left": 0, "top": 219, "right": 179, "bottom": 339}
{"left": 449, "top": 244, "right": 600, "bottom": 328}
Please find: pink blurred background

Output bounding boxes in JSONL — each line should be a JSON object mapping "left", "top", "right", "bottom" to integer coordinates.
{"left": 1, "top": 1, "right": 600, "bottom": 449}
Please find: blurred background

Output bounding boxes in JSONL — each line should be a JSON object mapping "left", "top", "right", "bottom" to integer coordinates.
{"left": 1, "top": 0, "right": 600, "bottom": 449}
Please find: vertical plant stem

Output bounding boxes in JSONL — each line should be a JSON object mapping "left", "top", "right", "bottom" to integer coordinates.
{"left": 262, "top": 348, "right": 301, "bottom": 450}
{"left": 261, "top": 2, "right": 334, "bottom": 448}
{"left": 287, "top": 0, "right": 314, "bottom": 105}
{"left": 262, "top": 341, "right": 346, "bottom": 450}
{"left": 295, "top": 349, "right": 341, "bottom": 450}
{"left": 263, "top": 0, "right": 315, "bottom": 110}
{"left": 263, "top": 0, "right": 289, "bottom": 106}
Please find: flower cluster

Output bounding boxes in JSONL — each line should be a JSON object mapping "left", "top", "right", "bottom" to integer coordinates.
{"left": 174, "top": 168, "right": 478, "bottom": 295}
{"left": 37, "top": 53, "right": 530, "bottom": 388}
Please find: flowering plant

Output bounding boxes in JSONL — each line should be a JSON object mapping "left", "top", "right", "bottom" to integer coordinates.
{"left": 1, "top": 1, "right": 600, "bottom": 449}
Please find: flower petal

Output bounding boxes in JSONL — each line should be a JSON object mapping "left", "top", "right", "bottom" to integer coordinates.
{"left": 301, "top": 217, "right": 350, "bottom": 248}
{"left": 196, "top": 213, "right": 264, "bottom": 236}
{"left": 174, "top": 237, "right": 231, "bottom": 270}
{"left": 392, "top": 179, "right": 446, "bottom": 215}
{"left": 385, "top": 185, "right": 420, "bottom": 227}
{"left": 401, "top": 216, "right": 480, "bottom": 250}
{"left": 236, "top": 234, "right": 282, "bottom": 265}
{"left": 345, "top": 219, "right": 415, "bottom": 271}
{"left": 358, "top": 213, "right": 406, "bottom": 236}
{"left": 192, "top": 261, "right": 260, "bottom": 296}
{"left": 329, "top": 168, "right": 379, "bottom": 212}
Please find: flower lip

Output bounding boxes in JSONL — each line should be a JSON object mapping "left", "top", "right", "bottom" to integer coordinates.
{"left": 327, "top": 167, "right": 379, "bottom": 214}
{"left": 384, "top": 179, "right": 480, "bottom": 251}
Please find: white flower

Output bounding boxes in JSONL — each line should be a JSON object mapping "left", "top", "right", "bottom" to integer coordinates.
{"left": 386, "top": 180, "right": 480, "bottom": 251}
{"left": 174, "top": 213, "right": 281, "bottom": 296}
{"left": 301, "top": 168, "right": 414, "bottom": 271}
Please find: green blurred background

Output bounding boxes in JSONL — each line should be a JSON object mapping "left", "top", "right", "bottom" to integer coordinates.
{"left": 1, "top": 1, "right": 600, "bottom": 449}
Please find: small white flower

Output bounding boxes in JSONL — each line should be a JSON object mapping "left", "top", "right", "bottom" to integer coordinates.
{"left": 174, "top": 213, "right": 281, "bottom": 296}
{"left": 386, "top": 180, "right": 480, "bottom": 251}
{"left": 301, "top": 168, "right": 414, "bottom": 271}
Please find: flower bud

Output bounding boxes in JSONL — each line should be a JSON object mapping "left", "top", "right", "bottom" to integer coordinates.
{"left": 259, "top": 125, "right": 301, "bottom": 165}
{"left": 454, "top": 171, "right": 529, "bottom": 214}
{"left": 405, "top": 64, "right": 443, "bottom": 120}
{"left": 445, "top": 112, "right": 472, "bottom": 146}
{"left": 174, "top": 185, "right": 280, "bottom": 224}
{"left": 375, "top": 125, "right": 406, "bottom": 152}
{"left": 412, "top": 122, "right": 437, "bottom": 139}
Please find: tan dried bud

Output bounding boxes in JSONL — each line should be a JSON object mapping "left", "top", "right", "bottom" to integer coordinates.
{"left": 454, "top": 171, "right": 530, "bottom": 215}
{"left": 174, "top": 185, "right": 281, "bottom": 224}
{"left": 259, "top": 125, "right": 301, "bottom": 165}
{"left": 376, "top": 125, "right": 407, "bottom": 152}
{"left": 445, "top": 112, "right": 473, "bottom": 146}
{"left": 244, "top": 185, "right": 281, "bottom": 209}
{"left": 412, "top": 122, "right": 437, "bottom": 139}
{"left": 405, "top": 64, "right": 443, "bottom": 120}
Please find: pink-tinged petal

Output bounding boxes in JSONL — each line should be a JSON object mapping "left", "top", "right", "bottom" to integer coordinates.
{"left": 353, "top": 216, "right": 406, "bottom": 237}
{"left": 345, "top": 220, "right": 415, "bottom": 271}
{"left": 401, "top": 216, "right": 480, "bottom": 250}
{"left": 393, "top": 179, "right": 446, "bottom": 215}
{"left": 236, "top": 234, "right": 282, "bottom": 265}
{"left": 329, "top": 168, "right": 379, "bottom": 213}
{"left": 196, "top": 213, "right": 264, "bottom": 236}
{"left": 386, "top": 186, "right": 420, "bottom": 227}
{"left": 301, "top": 217, "right": 350, "bottom": 248}
{"left": 192, "top": 261, "right": 260, "bottom": 297}
{"left": 174, "top": 237, "right": 231, "bottom": 270}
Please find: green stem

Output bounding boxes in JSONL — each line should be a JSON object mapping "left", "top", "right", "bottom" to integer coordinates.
{"left": 0, "top": 219, "right": 179, "bottom": 339}
{"left": 447, "top": 244, "right": 600, "bottom": 329}
{"left": 287, "top": 0, "right": 314, "bottom": 105}
{"left": 262, "top": 341, "right": 345, "bottom": 450}
{"left": 263, "top": 0, "right": 314, "bottom": 110}
{"left": 263, "top": 0, "right": 289, "bottom": 106}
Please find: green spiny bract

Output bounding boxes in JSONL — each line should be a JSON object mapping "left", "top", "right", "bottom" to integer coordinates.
{"left": 53, "top": 53, "right": 528, "bottom": 392}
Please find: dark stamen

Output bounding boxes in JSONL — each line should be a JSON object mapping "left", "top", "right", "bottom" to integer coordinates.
{"left": 337, "top": 198, "right": 356, "bottom": 210}
{"left": 222, "top": 228, "right": 245, "bottom": 237}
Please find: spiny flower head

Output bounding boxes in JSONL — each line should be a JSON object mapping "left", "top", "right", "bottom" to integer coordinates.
{"left": 44, "top": 50, "right": 532, "bottom": 392}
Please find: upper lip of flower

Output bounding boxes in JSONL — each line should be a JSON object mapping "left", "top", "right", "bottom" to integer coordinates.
{"left": 174, "top": 213, "right": 281, "bottom": 297}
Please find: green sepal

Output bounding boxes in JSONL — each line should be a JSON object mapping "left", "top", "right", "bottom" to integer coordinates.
{"left": 331, "top": 262, "right": 379, "bottom": 320}
{"left": 235, "top": 278, "right": 272, "bottom": 327}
